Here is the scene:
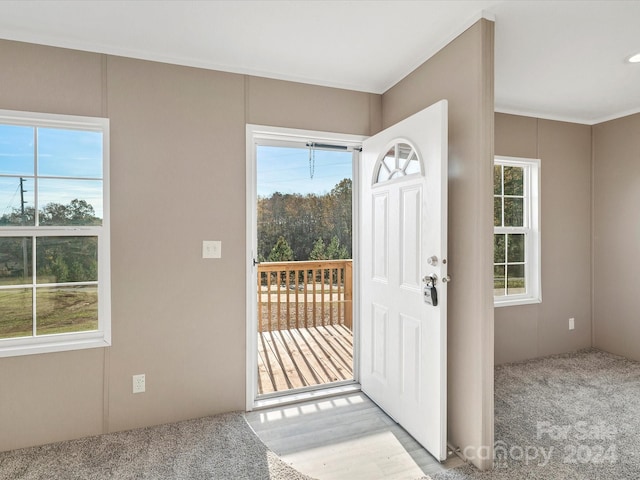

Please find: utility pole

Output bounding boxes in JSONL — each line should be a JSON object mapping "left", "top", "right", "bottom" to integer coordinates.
{"left": 20, "top": 177, "right": 28, "bottom": 280}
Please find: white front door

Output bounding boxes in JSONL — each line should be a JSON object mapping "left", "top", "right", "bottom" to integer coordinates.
{"left": 359, "top": 100, "right": 448, "bottom": 461}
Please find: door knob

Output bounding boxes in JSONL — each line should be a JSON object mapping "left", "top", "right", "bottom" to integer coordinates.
{"left": 427, "top": 255, "right": 438, "bottom": 266}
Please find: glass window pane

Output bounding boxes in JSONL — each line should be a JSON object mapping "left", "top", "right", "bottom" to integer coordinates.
{"left": 0, "top": 177, "right": 35, "bottom": 226}
{"left": 0, "top": 237, "right": 32, "bottom": 285}
{"left": 494, "top": 234, "right": 505, "bottom": 264}
{"left": 36, "top": 236, "right": 98, "bottom": 284}
{"left": 504, "top": 166, "right": 524, "bottom": 196}
{"left": 507, "top": 234, "right": 525, "bottom": 263}
{"left": 37, "top": 128, "right": 103, "bottom": 178}
{"left": 38, "top": 179, "right": 102, "bottom": 225}
{"left": 0, "top": 124, "right": 34, "bottom": 176}
{"left": 404, "top": 159, "right": 420, "bottom": 175}
{"left": 375, "top": 143, "right": 419, "bottom": 183}
{"left": 494, "top": 165, "right": 502, "bottom": 195}
{"left": 398, "top": 143, "right": 412, "bottom": 161}
{"left": 36, "top": 285, "right": 98, "bottom": 335}
{"left": 494, "top": 265, "right": 505, "bottom": 296}
{"left": 0, "top": 288, "right": 33, "bottom": 339}
{"left": 507, "top": 264, "right": 526, "bottom": 295}
{"left": 504, "top": 198, "right": 523, "bottom": 227}
{"left": 383, "top": 151, "right": 395, "bottom": 174}
{"left": 494, "top": 197, "right": 502, "bottom": 227}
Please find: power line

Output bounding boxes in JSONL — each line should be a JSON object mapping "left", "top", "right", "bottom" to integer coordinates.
{"left": 19, "top": 177, "right": 29, "bottom": 280}
{"left": 19, "top": 177, "right": 28, "bottom": 222}
{"left": 1, "top": 181, "right": 21, "bottom": 217}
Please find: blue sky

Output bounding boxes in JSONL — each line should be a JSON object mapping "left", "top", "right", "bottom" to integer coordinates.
{"left": 257, "top": 145, "right": 352, "bottom": 197}
{"left": 0, "top": 125, "right": 103, "bottom": 220}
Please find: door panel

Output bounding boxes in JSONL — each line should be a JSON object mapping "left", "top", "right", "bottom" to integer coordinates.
{"left": 371, "top": 304, "right": 388, "bottom": 382}
{"left": 372, "top": 193, "right": 389, "bottom": 280}
{"left": 400, "top": 314, "right": 421, "bottom": 402}
{"left": 400, "top": 186, "right": 421, "bottom": 289}
{"left": 360, "top": 100, "right": 448, "bottom": 461}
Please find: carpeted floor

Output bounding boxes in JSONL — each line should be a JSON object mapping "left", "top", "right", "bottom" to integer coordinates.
{"left": 0, "top": 412, "right": 315, "bottom": 480}
{"left": 428, "top": 348, "right": 640, "bottom": 479}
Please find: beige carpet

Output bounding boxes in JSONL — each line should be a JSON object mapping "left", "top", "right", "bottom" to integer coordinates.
{"left": 0, "top": 412, "right": 315, "bottom": 480}
{"left": 428, "top": 349, "right": 640, "bottom": 479}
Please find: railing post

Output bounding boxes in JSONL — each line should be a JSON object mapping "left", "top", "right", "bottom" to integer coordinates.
{"left": 258, "top": 270, "right": 263, "bottom": 332}
{"left": 320, "top": 267, "right": 325, "bottom": 327}
{"left": 266, "top": 270, "right": 272, "bottom": 331}
{"left": 329, "top": 268, "right": 334, "bottom": 326}
{"left": 337, "top": 266, "right": 343, "bottom": 325}
{"left": 294, "top": 267, "right": 299, "bottom": 330}
{"left": 277, "top": 272, "right": 282, "bottom": 330}
{"left": 303, "top": 268, "right": 308, "bottom": 329}
{"left": 312, "top": 268, "right": 318, "bottom": 327}
{"left": 344, "top": 261, "right": 353, "bottom": 330}
{"left": 285, "top": 268, "right": 291, "bottom": 329}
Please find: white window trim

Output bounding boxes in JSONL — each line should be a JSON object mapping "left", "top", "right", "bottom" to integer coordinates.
{"left": 494, "top": 155, "right": 541, "bottom": 307}
{"left": 0, "top": 109, "right": 110, "bottom": 357}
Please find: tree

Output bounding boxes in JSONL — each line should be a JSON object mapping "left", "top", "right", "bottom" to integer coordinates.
{"left": 268, "top": 236, "right": 294, "bottom": 262}
{"left": 0, "top": 199, "right": 99, "bottom": 284}
{"left": 257, "top": 178, "right": 352, "bottom": 262}
{"left": 309, "top": 238, "right": 327, "bottom": 260}
{"left": 328, "top": 179, "right": 352, "bottom": 256}
{"left": 40, "top": 199, "right": 100, "bottom": 226}
{"left": 0, "top": 206, "right": 35, "bottom": 226}
{"left": 326, "top": 236, "right": 349, "bottom": 260}
{"left": 0, "top": 199, "right": 100, "bottom": 226}
{"left": 309, "top": 235, "right": 349, "bottom": 261}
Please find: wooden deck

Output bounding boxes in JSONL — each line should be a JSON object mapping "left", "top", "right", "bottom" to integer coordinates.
{"left": 257, "top": 324, "right": 354, "bottom": 395}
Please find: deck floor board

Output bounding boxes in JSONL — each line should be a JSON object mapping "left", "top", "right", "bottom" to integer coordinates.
{"left": 257, "top": 325, "right": 354, "bottom": 395}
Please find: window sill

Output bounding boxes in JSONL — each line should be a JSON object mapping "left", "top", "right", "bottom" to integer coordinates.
{"left": 0, "top": 333, "right": 110, "bottom": 358}
{"left": 494, "top": 296, "right": 542, "bottom": 308}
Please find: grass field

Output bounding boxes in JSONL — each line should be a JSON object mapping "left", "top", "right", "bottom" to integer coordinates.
{"left": 494, "top": 277, "right": 525, "bottom": 295}
{"left": 0, "top": 287, "right": 98, "bottom": 339}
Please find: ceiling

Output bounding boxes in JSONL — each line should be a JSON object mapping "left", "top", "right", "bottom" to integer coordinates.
{"left": 0, "top": 0, "right": 638, "bottom": 125}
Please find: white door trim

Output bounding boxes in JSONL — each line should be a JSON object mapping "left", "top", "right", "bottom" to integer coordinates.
{"left": 245, "top": 124, "right": 366, "bottom": 411}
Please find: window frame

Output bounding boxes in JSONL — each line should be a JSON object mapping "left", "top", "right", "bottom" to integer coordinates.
{"left": 0, "top": 109, "right": 110, "bottom": 357}
{"left": 494, "top": 155, "right": 541, "bottom": 307}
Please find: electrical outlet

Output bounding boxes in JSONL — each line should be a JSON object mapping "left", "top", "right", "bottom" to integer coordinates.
{"left": 133, "top": 374, "right": 145, "bottom": 394}
{"left": 569, "top": 318, "right": 575, "bottom": 331}
{"left": 202, "top": 240, "right": 222, "bottom": 259}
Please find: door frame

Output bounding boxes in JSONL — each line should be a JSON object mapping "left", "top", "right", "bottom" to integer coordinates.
{"left": 245, "top": 124, "right": 366, "bottom": 410}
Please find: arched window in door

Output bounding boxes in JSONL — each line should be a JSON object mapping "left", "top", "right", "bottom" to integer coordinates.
{"left": 373, "top": 140, "right": 422, "bottom": 184}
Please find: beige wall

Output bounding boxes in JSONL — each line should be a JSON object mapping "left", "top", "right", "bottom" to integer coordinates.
{"left": 383, "top": 19, "right": 495, "bottom": 469}
{"left": 0, "top": 39, "right": 380, "bottom": 452}
{"left": 494, "top": 114, "right": 592, "bottom": 365}
{"left": 592, "top": 113, "right": 640, "bottom": 361}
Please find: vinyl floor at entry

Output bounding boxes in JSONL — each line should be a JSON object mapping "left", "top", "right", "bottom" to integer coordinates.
{"left": 246, "top": 392, "right": 464, "bottom": 480}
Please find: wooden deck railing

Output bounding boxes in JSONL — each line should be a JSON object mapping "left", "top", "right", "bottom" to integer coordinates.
{"left": 257, "top": 260, "right": 352, "bottom": 332}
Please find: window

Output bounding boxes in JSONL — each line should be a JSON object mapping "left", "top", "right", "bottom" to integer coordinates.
{"left": 373, "top": 140, "right": 421, "bottom": 184}
{"left": 0, "top": 110, "right": 110, "bottom": 357}
{"left": 494, "top": 156, "right": 540, "bottom": 307}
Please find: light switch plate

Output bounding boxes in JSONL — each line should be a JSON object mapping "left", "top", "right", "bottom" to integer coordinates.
{"left": 203, "top": 240, "right": 222, "bottom": 259}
